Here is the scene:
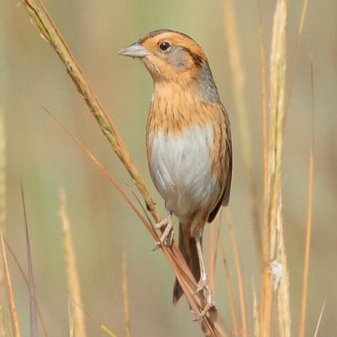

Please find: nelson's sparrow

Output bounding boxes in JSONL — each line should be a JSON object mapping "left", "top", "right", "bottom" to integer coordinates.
{"left": 119, "top": 29, "right": 232, "bottom": 313}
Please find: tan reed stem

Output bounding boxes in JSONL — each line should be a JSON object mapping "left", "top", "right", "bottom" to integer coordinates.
{"left": 261, "top": 1, "right": 289, "bottom": 336}
{"left": 59, "top": 191, "right": 88, "bottom": 337}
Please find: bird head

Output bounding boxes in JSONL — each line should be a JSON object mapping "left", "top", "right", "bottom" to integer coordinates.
{"left": 119, "top": 29, "right": 220, "bottom": 101}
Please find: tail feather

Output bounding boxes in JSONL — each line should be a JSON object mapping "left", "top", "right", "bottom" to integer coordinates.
{"left": 173, "top": 223, "right": 200, "bottom": 303}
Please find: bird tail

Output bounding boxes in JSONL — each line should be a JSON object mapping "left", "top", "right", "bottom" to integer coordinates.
{"left": 173, "top": 222, "right": 200, "bottom": 304}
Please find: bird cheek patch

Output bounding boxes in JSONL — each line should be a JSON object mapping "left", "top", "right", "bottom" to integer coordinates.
{"left": 166, "top": 47, "right": 189, "bottom": 70}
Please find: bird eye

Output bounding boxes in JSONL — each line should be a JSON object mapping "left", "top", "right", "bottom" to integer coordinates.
{"left": 159, "top": 41, "right": 171, "bottom": 52}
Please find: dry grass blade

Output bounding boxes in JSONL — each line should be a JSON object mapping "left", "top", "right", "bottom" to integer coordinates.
{"left": 219, "top": 235, "right": 239, "bottom": 336}
{"left": 298, "top": 61, "right": 316, "bottom": 337}
{"left": 122, "top": 254, "right": 131, "bottom": 337}
{"left": 261, "top": 0, "right": 288, "bottom": 336}
{"left": 70, "top": 300, "right": 119, "bottom": 337}
{"left": 20, "top": 184, "right": 39, "bottom": 337}
{"left": 276, "top": 212, "right": 291, "bottom": 337}
{"left": 59, "top": 191, "right": 87, "bottom": 337}
{"left": 267, "top": 0, "right": 288, "bottom": 262}
{"left": 44, "top": 108, "right": 156, "bottom": 239}
{"left": 0, "top": 310, "right": 9, "bottom": 337}
{"left": 5, "top": 241, "right": 49, "bottom": 337}
{"left": 256, "top": 0, "right": 269, "bottom": 212}
{"left": 0, "top": 113, "right": 7, "bottom": 337}
{"left": 0, "top": 114, "right": 6, "bottom": 232}
{"left": 0, "top": 232, "right": 22, "bottom": 337}
{"left": 222, "top": 0, "right": 261, "bottom": 255}
{"left": 313, "top": 300, "right": 326, "bottom": 337}
{"left": 225, "top": 209, "right": 248, "bottom": 337}
{"left": 99, "top": 325, "right": 119, "bottom": 337}
{"left": 252, "top": 280, "right": 259, "bottom": 337}
{"left": 208, "top": 212, "right": 222, "bottom": 294}
{"left": 285, "top": 0, "right": 309, "bottom": 113}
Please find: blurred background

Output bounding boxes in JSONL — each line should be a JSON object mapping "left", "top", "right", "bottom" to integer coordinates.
{"left": 1, "top": 0, "right": 336, "bottom": 336}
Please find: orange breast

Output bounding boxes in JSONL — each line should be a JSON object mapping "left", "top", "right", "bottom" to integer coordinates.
{"left": 145, "top": 83, "right": 230, "bottom": 220}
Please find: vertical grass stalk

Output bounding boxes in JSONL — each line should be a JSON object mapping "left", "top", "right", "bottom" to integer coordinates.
{"left": 0, "top": 233, "right": 22, "bottom": 337}
{"left": 0, "top": 112, "right": 7, "bottom": 337}
{"left": 222, "top": 0, "right": 261, "bottom": 254}
{"left": 225, "top": 209, "right": 248, "bottom": 337}
{"left": 298, "top": 62, "right": 315, "bottom": 337}
{"left": 122, "top": 254, "right": 131, "bottom": 337}
{"left": 59, "top": 191, "right": 87, "bottom": 337}
{"left": 261, "top": 1, "right": 289, "bottom": 336}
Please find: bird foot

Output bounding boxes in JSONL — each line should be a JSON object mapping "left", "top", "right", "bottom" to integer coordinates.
{"left": 192, "top": 302, "right": 215, "bottom": 321}
{"left": 194, "top": 278, "right": 208, "bottom": 294}
{"left": 192, "top": 279, "right": 215, "bottom": 320}
{"left": 153, "top": 218, "right": 174, "bottom": 250}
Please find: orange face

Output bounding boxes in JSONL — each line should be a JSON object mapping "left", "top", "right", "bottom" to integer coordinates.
{"left": 119, "top": 29, "right": 207, "bottom": 82}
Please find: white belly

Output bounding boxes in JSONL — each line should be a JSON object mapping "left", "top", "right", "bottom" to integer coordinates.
{"left": 148, "top": 124, "right": 219, "bottom": 220}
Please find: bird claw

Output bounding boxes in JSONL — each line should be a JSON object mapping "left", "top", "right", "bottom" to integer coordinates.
{"left": 152, "top": 218, "right": 174, "bottom": 250}
{"left": 192, "top": 279, "right": 215, "bottom": 320}
{"left": 194, "top": 278, "right": 208, "bottom": 295}
{"left": 192, "top": 302, "right": 215, "bottom": 321}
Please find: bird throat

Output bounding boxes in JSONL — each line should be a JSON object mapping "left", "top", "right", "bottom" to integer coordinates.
{"left": 148, "top": 81, "right": 217, "bottom": 135}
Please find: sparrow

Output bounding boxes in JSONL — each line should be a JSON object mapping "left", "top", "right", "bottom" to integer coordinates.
{"left": 119, "top": 29, "right": 232, "bottom": 312}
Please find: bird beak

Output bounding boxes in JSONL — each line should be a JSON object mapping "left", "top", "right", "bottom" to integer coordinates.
{"left": 118, "top": 42, "right": 150, "bottom": 58}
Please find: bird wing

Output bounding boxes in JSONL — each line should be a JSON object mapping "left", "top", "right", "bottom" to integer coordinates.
{"left": 207, "top": 108, "right": 232, "bottom": 223}
{"left": 221, "top": 131, "right": 232, "bottom": 207}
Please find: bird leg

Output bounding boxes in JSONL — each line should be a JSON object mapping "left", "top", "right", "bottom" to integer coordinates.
{"left": 193, "top": 235, "right": 215, "bottom": 319}
{"left": 153, "top": 215, "right": 174, "bottom": 250}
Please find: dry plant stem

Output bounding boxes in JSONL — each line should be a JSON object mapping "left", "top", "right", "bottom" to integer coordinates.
{"left": 261, "top": 1, "right": 288, "bottom": 337}
{"left": 0, "top": 114, "right": 7, "bottom": 336}
{"left": 273, "top": 2, "right": 291, "bottom": 335}
{"left": 208, "top": 212, "right": 222, "bottom": 294}
{"left": 59, "top": 191, "right": 87, "bottom": 337}
{"left": 285, "top": 0, "right": 309, "bottom": 114}
{"left": 219, "top": 235, "right": 239, "bottom": 336}
{"left": 100, "top": 325, "right": 119, "bottom": 337}
{"left": 256, "top": 0, "right": 269, "bottom": 215}
{"left": 222, "top": 0, "right": 261, "bottom": 255}
{"left": 20, "top": 0, "right": 232, "bottom": 332}
{"left": 276, "top": 209, "right": 291, "bottom": 337}
{"left": 70, "top": 300, "right": 119, "bottom": 337}
{"left": 44, "top": 108, "right": 157, "bottom": 239}
{"left": 252, "top": 282, "right": 259, "bottom": 337}
{"left": 298, "top": 63, "right": 315, "bottom": 337}
{"left": 122, "top": 254, "right": 131, "bottom": 337}
{"left": 0, "top": 114, "right": 6, "bottom": 231}
{"left": 0, "top": 233, "right": 22, "bottom": 337}
{"left": 5, "top": 241, "right": 49, "bottom": 337}
{"left": 225, "top": 209, "right": 248, "bottom": 337}
{"left": 0, "top": 310, "right": 8, "bottom": 337}
{"left": 21, "top": 184, "right": 39, "bottom": 337}
{"left": 313, "top": 300, "right": 326, "bottom": 337}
